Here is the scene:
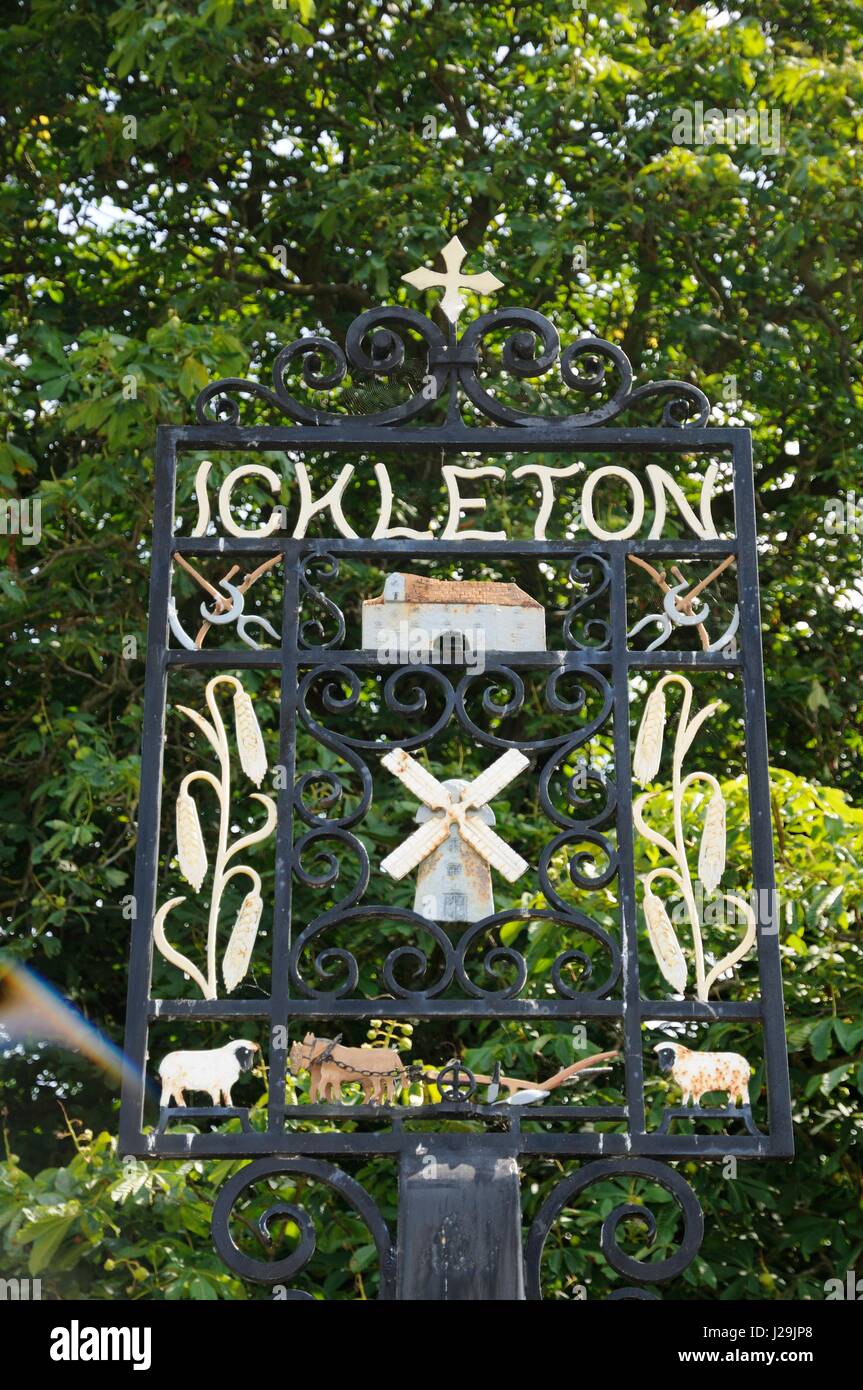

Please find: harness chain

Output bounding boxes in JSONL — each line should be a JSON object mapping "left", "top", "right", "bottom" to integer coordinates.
{"left": 304, "top": 1037, "right": 406, "bottom": 1080}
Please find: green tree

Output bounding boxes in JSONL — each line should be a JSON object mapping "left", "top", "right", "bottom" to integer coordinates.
{"left": 1, "top": 0, "right": 861, "bottom": 1298}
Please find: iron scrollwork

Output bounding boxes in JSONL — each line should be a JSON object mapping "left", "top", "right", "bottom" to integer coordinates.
{"left": 563, "top": 552, "right": 612, "bottom": 650}
{"left": 524, "top": 1159, "right": 705, "bottom": 1301}
{"left": 298, "top": 552, "right": 347, "bottom": 650}
{"left": 196, "top": 308, "right": 710, "bottom": 429}
{"left": 211, "top": 1158, "right": 396, "bottom": 1298}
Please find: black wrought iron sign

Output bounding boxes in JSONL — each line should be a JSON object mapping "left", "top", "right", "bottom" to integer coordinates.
{"left": 120, "top": 237, "right": 792, "bottom": 1301}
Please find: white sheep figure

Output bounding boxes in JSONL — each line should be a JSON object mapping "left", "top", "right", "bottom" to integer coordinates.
{"left": 158, "top": 1039, "right": 260, "bottom": 1108}
{"left": 654, "top": 1042, "right": 751, "bottom": 1107}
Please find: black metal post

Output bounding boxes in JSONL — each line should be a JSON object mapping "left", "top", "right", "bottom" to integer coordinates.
{"left": 397, "top": 1137, "right": 525, "bottom": 1301}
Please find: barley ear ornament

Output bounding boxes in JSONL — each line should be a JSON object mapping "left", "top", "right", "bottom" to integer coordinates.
{"left": 176, "top": 780, "right": 208, "bottom": 892}
{"left": 223, "top": 884, "right": 264, "bottom": 993}
{"left": 153, "top": 675, "right": 274, "bottom": 999}
{"left": 633, "top": 684, "right": 667, "bottom": 785}
{"left": 642, "top": 881, "right": 688, "bottom": 993}
{"left": 633, "top": 674, "right": 755, "bottom": 1001}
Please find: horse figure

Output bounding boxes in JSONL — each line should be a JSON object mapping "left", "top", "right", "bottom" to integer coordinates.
{"left": 288, "top": 1033, "right": 405, "bottom": 1105}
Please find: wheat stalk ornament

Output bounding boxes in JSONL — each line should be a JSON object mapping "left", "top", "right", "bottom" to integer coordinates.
{"left": 633, "top": 673, "right": 756, "bottom": 1000}
{"left": 154, "top": 675, "right": 276, "bottom": 998}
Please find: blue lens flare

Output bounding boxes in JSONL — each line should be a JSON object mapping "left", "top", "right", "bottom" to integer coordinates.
{"left": 0, "top": 958, "right": 138, "bottom": 1089}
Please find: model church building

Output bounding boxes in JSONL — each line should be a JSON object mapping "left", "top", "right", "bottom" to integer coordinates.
{"left": 362, "top": 572, "right": 546, "bottom": 660}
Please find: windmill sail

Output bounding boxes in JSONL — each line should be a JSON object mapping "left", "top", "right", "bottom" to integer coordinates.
{"left": 380, "top": 816, "right": 451, "bottom": 880}
{"left": 461, "top": 749, "right": 530, "bottom": 811}
{"left": 457, "top": 816, "right": 528, "bottom": 882}
{"left": 381, "top": 749, "right": 450, "bottom": 810}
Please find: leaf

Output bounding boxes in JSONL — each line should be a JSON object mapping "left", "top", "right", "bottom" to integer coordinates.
{"left": 349, "top": 1243, "right": 378, "bottom": 1274}
{"left": 677, "top": 702, "right": 720, "bottom": 760}
{"left": 806, "top": 679, "right": 830, "bottom": 713}
{"left": 809, "top": 1018, "right": 835, "bottom": 1062}
{"left": 500, "top": 919, "right": 524, "bottom": 947}
{"left": 702, "top": 895, "right": 757, "bottom": 997}
{"left": 153, "top": 896, "right": 212, "bottom": 999}
{"left": 225, "top": 792, "right": 277, "bottom": 863}
{"left": 821, "top": 1063, "right": 852, "bottom": 1094}
{"left": 188, "top": 1274, "right": 219, "bottom": 1299}
{"left": 0, "top": 573, "right": 25, "bottom": 604}
{"left": 833, "top": 1019, "right": 863, "bottom": 1054}
{"left": 36, "top": 375, "right": 71, "bottom": 400}
{"left": 27, "top": 1215, "right": 77, "bottom": 1275}
{"left": 178, "top": 356, "right": 210, "bottom": 399}
{"left": 111, "top": 1169, "right": 151, "bottom": 1202}
{"left": 176, "top": 704, "right": 221, "bottom": 756}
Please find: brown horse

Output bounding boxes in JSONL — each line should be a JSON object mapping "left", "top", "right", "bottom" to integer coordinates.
{"left": 288, "top": 1034, "right": 405, "bottom": 1105}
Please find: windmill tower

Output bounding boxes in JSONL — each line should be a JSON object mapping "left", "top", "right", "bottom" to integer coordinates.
{"left": 380, "top": 749, "right": 530, "bottom": 923}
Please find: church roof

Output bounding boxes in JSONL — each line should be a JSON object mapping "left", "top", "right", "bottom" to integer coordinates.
{"left": 365, "top": 574, "right": 542, "bottom": 608}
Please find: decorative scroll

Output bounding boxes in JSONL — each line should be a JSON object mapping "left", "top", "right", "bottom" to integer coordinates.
{"left": 562, "top": 552, "right": 611, "bottom": 650}
{"left": 288, "top": 902, "right": 621, "bottom": 1003}
{"left": 525, "top": 1159, "right": 704, "bottom": 1300}
{"left": 632, "top": 674, "right": 756, "bottom": 999}
{"left": 288, "top": 658, "right": 618, "bottom": 1002}
{"left": 196, "top": 308, "right": 448, "bottom": 428}
{"left": 301, "top": 661, "right": 617, "bottom": 756}
{"left": 298, "top": 552, "right": 346, "bottom": 649}
{"left": 154, "top": 675, "right": 276, "bottom": 999}
{"left": 211, "top": 1158, "right": 396, "bottom": 1298}
{"left": 195, "top": 308, "right": 710, "bottom": 429}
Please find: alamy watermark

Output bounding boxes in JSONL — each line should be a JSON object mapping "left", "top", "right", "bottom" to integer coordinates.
{"left": 824, "top": 1269, "right": 863, "bottom": 1300}
{"left": 375, "top": 623, "right": 486, "bottom": 672}
{"left": 672, "top": 102, "right": 781, "bottom": 155}
{"left": 0, "top": 1276, "right": 42, "bottom": 1300}
{"left": 667, "top": 884, "right": 790, "bottom": 934}
{"left": 0, "top": 496, "right": 41, "bottom": 545}
{"left": 49, "top": 1321, "right": 151, "bottom": 1370}
{"left": 823, "top": 492, "right": 863, "bottom": 536}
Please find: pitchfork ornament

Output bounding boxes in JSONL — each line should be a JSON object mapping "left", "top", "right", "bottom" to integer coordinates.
{"left": 380, "top": 748, "right": 530, "bottom": 922}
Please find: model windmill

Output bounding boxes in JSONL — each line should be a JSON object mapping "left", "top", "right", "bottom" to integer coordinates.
{"left": 380, "top": 748, "right": 530, "bottom": 923}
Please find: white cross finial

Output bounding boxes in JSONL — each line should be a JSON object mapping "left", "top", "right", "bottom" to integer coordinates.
{"left": 401, "top": 235, "right": 504, "bottom": 324}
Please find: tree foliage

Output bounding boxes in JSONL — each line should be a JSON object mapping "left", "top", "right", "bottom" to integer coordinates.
{"left": 1, "top": 0, "right": 861, "bottom": 1299}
